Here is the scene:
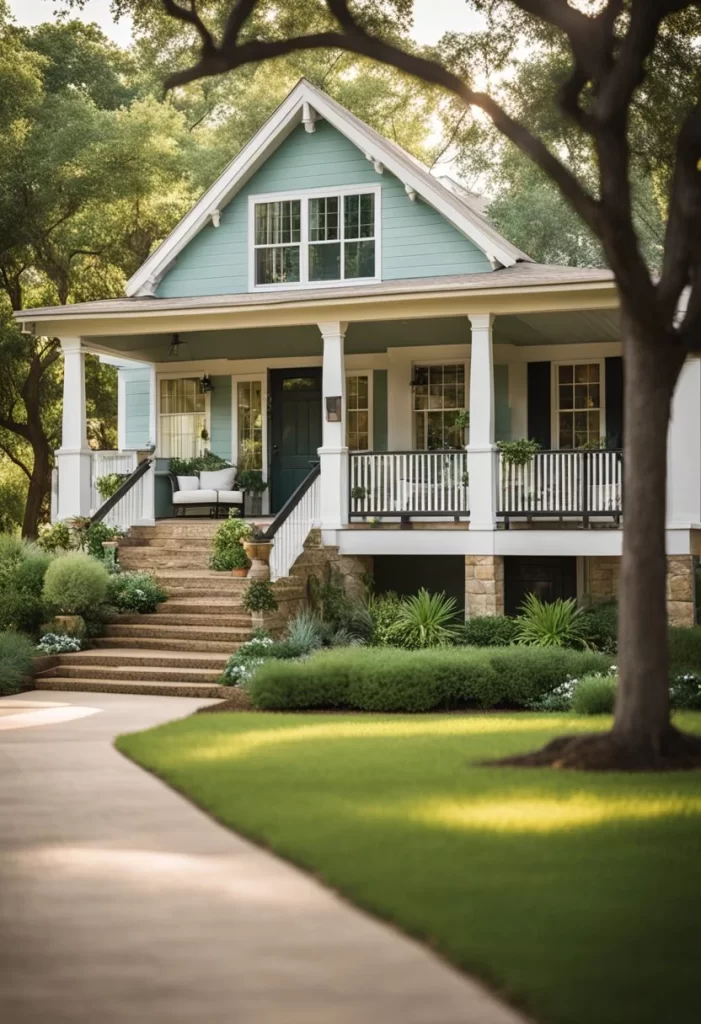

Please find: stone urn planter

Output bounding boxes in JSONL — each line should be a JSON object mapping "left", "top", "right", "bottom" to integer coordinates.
{"left": 53, "top": 615, "right": 86, "bottom": 637}
{"left": 232, "top": 567, "right": 249, "bottom": 578}
{"left": 243, "top": 540, "right": 272, "bottom": 581}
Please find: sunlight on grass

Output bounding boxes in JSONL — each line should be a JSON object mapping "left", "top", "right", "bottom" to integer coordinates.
{"left": 179, "top": 714, "right": 604, "bottom": 764}
{"left": 360, "top": 792, "right": 701, "bottom": 833}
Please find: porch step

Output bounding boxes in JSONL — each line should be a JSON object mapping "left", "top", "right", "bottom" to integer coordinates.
{"left": 39, "top": 663, "right": 223, "bottom": 684}
{"left": 120, "top": 537, "right": 214, "bottom": 550}
{"left": 119, "top": 547, "right": 212, "bottom": 570}
{"left": 104, "top": 623, "right": 252, "bottom": 642}
{"left": 115, "top": 612, "right": 250, "bottom": 626}
{"left": 37, "top": 678, "right": 227, "bottom": 699}
{"left": 91, "top": 637, "right": 239, "bottom": 654}
{"left": 49, "top": 650, "right": 228, "bottom": 671}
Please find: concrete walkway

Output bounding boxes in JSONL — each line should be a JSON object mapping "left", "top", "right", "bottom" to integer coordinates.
{"left": 0, "top": 690, "right": 527, "bottom": 1024}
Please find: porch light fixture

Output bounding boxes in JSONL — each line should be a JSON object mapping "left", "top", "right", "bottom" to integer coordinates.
{"left": 199, "top": 374, "right": 214, "bottom": 394}
{"left": 169, "top": 333, "right": 182, "bottom": 358}
{"left": 325, "top": 396, "right": 342, "bottom": 422}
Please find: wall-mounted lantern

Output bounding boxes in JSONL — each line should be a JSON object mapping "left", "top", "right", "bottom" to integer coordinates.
{"left": 199, "top": 374, "right": 214, "bottom": 394}
{"left": 325, "top": 396, "right": 342, "bottom": 422}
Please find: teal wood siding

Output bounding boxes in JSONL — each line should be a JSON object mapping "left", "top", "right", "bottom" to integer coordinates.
{"left": 209, "top": 375, "right": 233, "bottom": 461}
{"left": 373, "top": 370, "right": 388, "bottom": 451}
{"left": 157, "top": 121, "right": 491, "bottom": 298}
{"left": 122, "top": 367, "right": 151, "bottom": 449}
{"left": 494, "top": 364, "right": 511, "bottom": 442}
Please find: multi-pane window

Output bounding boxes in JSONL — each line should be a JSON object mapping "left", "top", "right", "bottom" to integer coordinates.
{"left": 557, "top": 363, "right": 601, "bottom": 448}
{"left": 253, "top": 190, "right": 377, "bottom": 286}
{"left": 159, "top": 378, "right": 206, "bottom": 459}
{"left": 413, "top": 364, "right": 466, "bottom": 450}
{"left": 346, "top": 375, "right": 370, "bottom": 450}
{"left": 254, "top": 200, "right": 301, "bottom": 285}
{"left": 237, "top": 380, "right": 263, "bottom": 470}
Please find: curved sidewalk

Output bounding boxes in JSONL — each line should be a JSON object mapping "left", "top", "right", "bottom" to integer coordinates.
{"left": 0, "top": 690, "right": 527, "bottom": 1024}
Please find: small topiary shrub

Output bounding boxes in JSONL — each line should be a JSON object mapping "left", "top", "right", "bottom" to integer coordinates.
{"left": 42, "top": 552, "right": 109, "bottom": 615}
{"left": 368, "top": 591, "right": 403, "bottom": 646}
{"left": 242, "top": 579, "right": 278, "bottom": 613}
{"left": 107, "top": 571, "right": 167, "bottom": 613}
{"left": 571, "top": 673, "right": 617, "bottom": 715}
{"left": 457, "top": 615, "right": 519, "bottom": 647}
{"left": 209, "top": 511, "right": 252, "bottom": 572}
{"left": 0, "top": 537, "right": 52, "bottom": 634}
{"left": 0, "top": 631, "right": 36, "bottom": 694}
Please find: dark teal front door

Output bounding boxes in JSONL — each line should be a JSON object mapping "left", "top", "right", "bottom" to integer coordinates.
{"left": 269, "top": 368, "right": 322, "bottom": 512}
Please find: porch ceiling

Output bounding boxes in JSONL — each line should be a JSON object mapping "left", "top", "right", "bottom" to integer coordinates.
{"left": 494, "top": 309, "right": 620, "bottom": 345}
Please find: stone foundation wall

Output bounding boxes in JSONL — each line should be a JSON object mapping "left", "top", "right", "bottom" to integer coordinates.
{"left": 587, "top": 555, "right": 696, "bottom": 626}
{"left": 290, "top": 529, "right": 373, "bottom": 604}
{"left": 667, "top": 555, "right": 696, "bottom": 627}
{"left": 465, "top": 555, "right": 504, "bottom": 618}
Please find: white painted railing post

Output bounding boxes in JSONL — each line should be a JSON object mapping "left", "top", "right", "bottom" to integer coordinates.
{"left": 55, "top": 337, "right": 92, "bottom": 520}
{"left": 467, "top": 314, "right": 497, "bottom": 531}
{"left": 317, "top": 321, "right": 349, "bottom": 532}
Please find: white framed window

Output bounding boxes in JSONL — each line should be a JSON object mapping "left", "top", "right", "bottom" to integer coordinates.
{"left": 236, "top": 379, "right": 264, "bottom": 469}
{"left": 554, "top": 361, "right": 605, "bottom": 449}
{"left": 249, "top": 184, "right": 381, "bottom": 289}
{"left": 158, "top": 377, "right": 208, "bottom": 459}
{"left": 346, "top": 373, "right": 372, "bottom": 450}
{"left": 412, "top": 363, "right": 467, "bottom": 450}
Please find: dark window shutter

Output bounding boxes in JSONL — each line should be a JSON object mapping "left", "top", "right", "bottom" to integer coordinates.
{"left": 605, "top": 356, "right": 624, "bottom": 449}
{"left": 527, "top": 361, "right": 551, "bottom": 449}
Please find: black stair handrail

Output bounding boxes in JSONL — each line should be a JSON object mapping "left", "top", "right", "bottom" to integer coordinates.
{"left": 263, "top": 462, "right": 320, "bottom": 541}
{"left": 90, "top": 458, "right": 153, "bottom": 524}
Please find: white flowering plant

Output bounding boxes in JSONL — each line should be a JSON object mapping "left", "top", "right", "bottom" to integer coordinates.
{"left": 37, "top": 633, "right": 82, "bottom": 655}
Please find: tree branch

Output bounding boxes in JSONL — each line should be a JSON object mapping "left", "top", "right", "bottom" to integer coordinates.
{"left": 658, "top": 101, "right": 701, "bottom": 322}
{"left": 0, "top": 442, "right": 32, "bottom": 481}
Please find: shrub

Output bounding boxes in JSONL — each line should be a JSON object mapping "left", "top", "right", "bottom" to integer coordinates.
{"left": 457, "top": 615, "right": 519, "bottom": 647}
{"left": 571, "top": 673, "right": 617, "bottom": 715}
{"left": 670, "top": 672, "right": 701, "bottom": 711}
{"left": 0, "top": 631, "right": 36, "bottom": 694}
{"left": 37, "top": 521, "right": 74, "bottom": 553}
{"left": 581, "top": 601, "right": 618, "bottom": 653}
{"left": 37, "top": 633, "right": 82, "bottom": 654}
{"left": 668, "top": 626, "right": 701, "bottom": 673}
{"left": 242, "top": 580, "right": 278, "bottom": 613}
{"left": 209, "top": 511, "right": 251, "bottom": 572}
{"left": 248, "top": 645, "right": 610, "bottom": 712}
{"left": 107, "top": 571, "right": 167, "bottom": 613}
{"left": 286, "top": 610, "right": 324, "bottom": 652}
{"left": 95, "top": 473, "right": 128, "bottom": 500}
{"left": 82, "top": 522, "right": 122, "bottom": 561}
{"left": 309, "top": 573, "right": 374, "bottom": 642}
{"left": 515, "top": 594, "right": 589, "bottom": 649}
{"left": 168, "top": 452, "right": 232, "bottom": 476}
{"left": 387, "top": 589, "right": 460, "bottom": 649}
{"left": 220, "top": 633, "right": 308, "bottom": 685}
{"left": 43, "top": 553, "right": 109, "bottom": 615}
{"left": 0, "top": 537, "right": 51, "bottom": 634}
{"left": 368, "top": 591, "right": 404, "bottom": 646}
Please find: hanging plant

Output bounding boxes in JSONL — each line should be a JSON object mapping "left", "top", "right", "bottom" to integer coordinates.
{"left": 497, "top": 439, "right": 541, "bottom": 466}
{"left": 95, "top": 473, "right": 128, "bottom": 500}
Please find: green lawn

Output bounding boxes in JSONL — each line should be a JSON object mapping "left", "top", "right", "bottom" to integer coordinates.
{"left": 118, "top": 712, "right": 701, "bottom": 1024}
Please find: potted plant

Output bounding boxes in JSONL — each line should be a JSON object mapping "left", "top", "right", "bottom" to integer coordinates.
{"left": 243, "top": 523, "right": 272, "bottom": 580}
{"left": 229, "top": 544, "right": 250, "bottom": 577}
{"left": 238, "top": 469, "right": 268, "bottom": 516}
{"left": 209, "top": 510, "right": 252, "bottom": 576}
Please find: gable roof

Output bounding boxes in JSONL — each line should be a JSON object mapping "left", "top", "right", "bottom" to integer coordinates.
{"left": 126, "top": 79, "right": 532, "bottom": 298}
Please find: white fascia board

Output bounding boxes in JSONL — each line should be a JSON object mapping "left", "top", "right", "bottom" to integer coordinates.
{"left": 99, "top": 353, "right": 150, "bottom": 369}
{"left": 126, "top": 80, "right": 522, "bottom": 299}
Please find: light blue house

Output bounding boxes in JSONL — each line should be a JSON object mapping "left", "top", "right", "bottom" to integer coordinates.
{"left": 18, "top": 79, "right": 701, "bottom": 620}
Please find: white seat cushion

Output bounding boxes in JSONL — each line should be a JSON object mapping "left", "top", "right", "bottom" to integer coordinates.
{"left": 176, "top": 475, "right": 200, "bottom": 491}
{"left": 200, "top": 468, "right": 236, "bottom": 490}
{"left": 173, "top": 489, "right": 218, "bottom": 504}
{"left": 217, "top": 489, "right": 244, "bottom": 504}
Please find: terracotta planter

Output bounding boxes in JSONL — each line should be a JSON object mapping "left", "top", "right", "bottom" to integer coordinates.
{"left": 243, "top": 540, "right": 272, "bottom": 581}
{"left": 54, "top": 614, "right": 86, "bottom": 637}
{"left": 232, "top": 567, "right": 249, "bottom": 578}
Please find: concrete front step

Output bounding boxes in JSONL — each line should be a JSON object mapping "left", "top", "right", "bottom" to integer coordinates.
{"left": 55, "top": 650, "right": 229, "bottom": 670}
{"left": 91, "top": 637, "right": 238, "bottom": 654}
{"left": 37, "top": 677, "right": 228, "bottom": 698}
{"left": 120, "top": 549, "right": 211, "bottom": 570}
{"left": 106, "top": 622, "right": 251, "bottom": 639}
{"left": 121, "top": 537, "right": 214, "bottom": 550}
{"left": 115, "top": 612, "right": 251, "bottom": 627}
{"left": 41, "top": 664, "right": 224, "bottom": 683}
{"left": 153, "top": 599, "right": 246, "bottom": 612}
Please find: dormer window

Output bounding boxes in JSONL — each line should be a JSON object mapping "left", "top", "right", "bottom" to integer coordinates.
{"left": 250, "top": 185, "right": 380, "bottom": 288}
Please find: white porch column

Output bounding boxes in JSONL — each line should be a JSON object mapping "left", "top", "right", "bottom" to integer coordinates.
{"left": 55, "top": 337, "right": 92, "bottom": 520}
{"left": 667, "top": 356, "right": 701, "bottom": 526}
{"left": 317, "top": 321, "right": 348, "bottom": 530}
{"left": 467, "top": 313, "right": 498, "bottom": 531}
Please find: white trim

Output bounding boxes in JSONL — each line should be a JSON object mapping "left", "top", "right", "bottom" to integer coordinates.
{"left": 232, "top": 372, "right": 268, "bottom": 484}
{"left": 551, "top": 358, "right": 606, "bottom": 449}
{"left": 248, "top": 184, "right": 381, "bottom": 291}
{"left": 125, "top": 79, "right": 529, "bottom": 298}
{"left": 117, "top": 371, "right": 126, "bottom": 451}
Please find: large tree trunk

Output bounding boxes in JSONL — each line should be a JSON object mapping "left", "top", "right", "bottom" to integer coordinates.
{"left": 613, "top": 315, "right": 680, "bottom": 754}
{"left": 21, "top": 434, "right": 51, "bottom": 540}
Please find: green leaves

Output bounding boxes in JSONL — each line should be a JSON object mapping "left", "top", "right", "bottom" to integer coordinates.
{"left": 387, "top": 588, "right": 460, "bottom": 649}
{"left": 515, "top": 594, "right": 589, "bottom": 650}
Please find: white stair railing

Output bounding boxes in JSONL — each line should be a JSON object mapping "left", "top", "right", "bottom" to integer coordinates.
{"left": 349, "top": 450, "right": 469, "bottom": 518}
{"left": 90, "top": 451, "right": 137, "bottom": 516}
{"left": 268, "top": 465, "right": 321, "bottom": 581}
